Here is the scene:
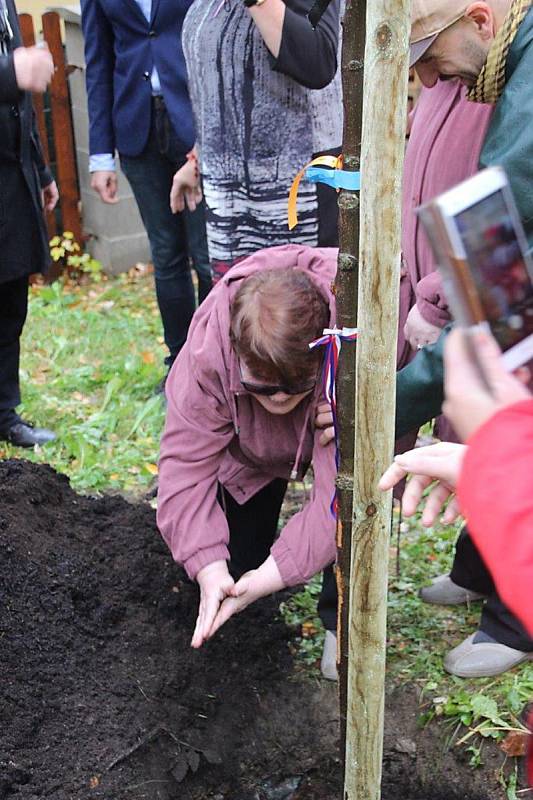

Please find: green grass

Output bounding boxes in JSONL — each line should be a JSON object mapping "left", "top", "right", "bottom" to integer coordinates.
{"left": 283, "top": 509, "right": 532, "bottom": 765}
{"left": 5, "top": 270, "right": 531, "bottom": 770}
{"left": 2, "top": 269, "right": 166, "bottom": 495}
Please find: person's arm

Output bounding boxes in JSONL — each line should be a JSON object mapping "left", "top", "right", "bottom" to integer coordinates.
{"left": 457, "top": 399, "right": 533, "bottom": 636}
{"left": 271, "top": 427, "right": 337, "bottom": 586}
{"left": 251, "top": 0, "right": 340, "bottom": 90}
{"left": 395, "top": 325, "right": 449, "bottom": 439}
{"left": 157, "top": 362, "right": 235, "bottom": 580}
{"left": 415, "top": 271, "right": 451, "bottom": 329}
{"left": 80, "top": 0, "right": 116, "bottom": 158}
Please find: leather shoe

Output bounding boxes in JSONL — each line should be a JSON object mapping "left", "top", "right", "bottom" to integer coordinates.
{"left": 419, "top": 574, "right": 485, "bottom": 605}
{"left": 0, "top": 420, "right": 57, "bottom": 448}
{"left": 444, "top": 633, "right": 533, "bottom": 678}
{"left": 321, "top": 630, "right": 338, "bottom": 681}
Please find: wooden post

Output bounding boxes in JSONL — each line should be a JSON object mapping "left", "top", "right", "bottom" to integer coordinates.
{"left": 42, "top": 11, "right": 82, "bottom": 245}
{"left": 334, "top": 0, "right": 365, "bottom": 758}
{"left": 343, "top": 1, "right": 410, "bottom": 798}
{"left": 18, "top": 13, "right": 57, "bottom": 238}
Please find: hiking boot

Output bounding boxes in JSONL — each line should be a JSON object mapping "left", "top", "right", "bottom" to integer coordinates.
{"left": 419, "top": 574, "right": 485, "bottom": 606}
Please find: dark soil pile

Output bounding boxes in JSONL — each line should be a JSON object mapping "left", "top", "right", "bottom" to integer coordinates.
{"left": 0, "top": 460, "right": 502, "bottom": 800}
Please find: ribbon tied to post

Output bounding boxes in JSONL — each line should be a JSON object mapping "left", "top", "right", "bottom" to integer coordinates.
{"left": 309, "top": 326, "right": 358, "bottom": 517}
{"left": 288, "top": 155, "right": 361, "bottom": 230}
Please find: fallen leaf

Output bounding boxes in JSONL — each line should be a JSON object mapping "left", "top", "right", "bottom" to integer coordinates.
{"left": 141, "top": 351, "right": 156, "bottom": 364}
{"left": 301, "top": 621, "right": 318, "bottom": 638}
{"left": 144, "top": 463, "right": 158, "bottom": 476}
{"left": 500, "top": 730, "right": 529, "bottom": 757}
{"left": 89, "top": 775, "right": 100, "bottom": 789}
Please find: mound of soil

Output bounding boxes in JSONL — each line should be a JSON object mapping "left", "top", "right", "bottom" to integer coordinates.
{"left": 0, "top": 460, "right": 504, "bottom": 800}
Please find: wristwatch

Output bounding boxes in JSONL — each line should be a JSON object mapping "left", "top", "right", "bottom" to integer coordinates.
{"left": 243, "top": 0, "right": 267, "bottom": 7}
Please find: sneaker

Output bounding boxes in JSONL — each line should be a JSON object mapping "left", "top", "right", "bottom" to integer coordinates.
{"left": 419, "top": 574, "right": 485, "bottom": 606}
{"left": 321, "top": 630, "right": 338, "bottom": 681}
{"left": 444, "top": 633, "right": 533, "bottom": 678}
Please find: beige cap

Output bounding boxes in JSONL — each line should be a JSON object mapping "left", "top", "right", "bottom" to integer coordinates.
{"left": 410, "top": 0, "right": 470, "bottom": 66}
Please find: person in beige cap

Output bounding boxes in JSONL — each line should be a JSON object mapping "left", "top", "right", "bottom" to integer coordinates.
{"left": 408, "top": 0, "right": 533, "bottom": 679}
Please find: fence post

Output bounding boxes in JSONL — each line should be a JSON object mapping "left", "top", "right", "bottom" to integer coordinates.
{"left": 42, "top": 11, "right": 82, "bottom": 245}
{"left": 343, "top": 0, "right": 410, "bottom": 798}
{"left": 18, "top": 13, "right": 57, "bottom": 238}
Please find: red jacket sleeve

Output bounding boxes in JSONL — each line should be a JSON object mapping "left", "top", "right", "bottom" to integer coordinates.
{"left": 457, "top": 398, "right": 533, "bottom": 636}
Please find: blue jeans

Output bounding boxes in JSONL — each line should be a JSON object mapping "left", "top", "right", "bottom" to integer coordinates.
{"left": 120, "top": 99, "right": 212, "bottom": 367}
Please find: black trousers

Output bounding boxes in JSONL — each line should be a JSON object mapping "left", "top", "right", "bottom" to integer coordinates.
{"left": 451, "top": 527, "right": 533, "bottom": 652}
{"left": 299, "top": 526, "right": 533, "bottom": 647}
{"left": 0, "top": 275, "right": 28, "bottom": 428}
{"left": 220, "top": 479, "right": 337, "bottom": 632}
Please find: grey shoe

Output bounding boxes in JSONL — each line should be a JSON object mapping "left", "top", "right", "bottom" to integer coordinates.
{"left": 419, "top": 574, "right": 485, "bottom": 606}
{"left": 444, "top": 633, "right": 533, "bottom": 678}
{"left": 321, "top": 630, "right": 338, "bottom": 681}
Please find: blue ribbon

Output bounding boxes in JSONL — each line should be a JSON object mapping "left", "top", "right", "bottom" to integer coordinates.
{"left": 304, "top": 167, "right": 361, "bottom": 191}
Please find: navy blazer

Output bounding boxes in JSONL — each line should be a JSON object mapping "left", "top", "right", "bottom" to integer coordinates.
{"left": 81, "top": 0, "right": 195, "bottom": 157}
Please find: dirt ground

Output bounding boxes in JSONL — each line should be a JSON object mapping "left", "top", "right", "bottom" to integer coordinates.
{"left": 0, "top": 460, "right": 513, "bottom": 800}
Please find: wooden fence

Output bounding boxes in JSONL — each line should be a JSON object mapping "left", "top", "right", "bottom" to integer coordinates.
{"left": 19, "top": 11, "right": 82, "bottom": 249}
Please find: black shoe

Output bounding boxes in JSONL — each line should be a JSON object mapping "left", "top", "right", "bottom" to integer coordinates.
{"left": 0, "top": 420, "right": 57, "bottom": 448}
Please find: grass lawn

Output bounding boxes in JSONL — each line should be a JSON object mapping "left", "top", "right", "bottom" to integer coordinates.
{"left": 4, "top": 269, "right": 531, "bottom": 780}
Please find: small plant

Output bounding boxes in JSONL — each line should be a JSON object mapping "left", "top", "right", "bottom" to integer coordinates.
{"left": 50, "top": 231, "right": 103, "bottom": 281}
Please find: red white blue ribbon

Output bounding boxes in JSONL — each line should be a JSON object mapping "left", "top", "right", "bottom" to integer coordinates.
{"left": 309, "top": 327, "right": 358, "bottom": 516}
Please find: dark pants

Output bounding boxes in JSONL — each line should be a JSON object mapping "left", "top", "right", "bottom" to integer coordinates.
{"left": 120, "top": 98, "right": 212, "bottom": 368}
{"left": 451, "top": 527, "right": 533, "bottom": 652}
{"left": 219, "top": 478, "right": 336, "bottom": 631}
{"left": 311, "top": 527, "right": 533, "bottom": 647}
{"left": 0, "top": 275, "right": 28, "bottom": 430}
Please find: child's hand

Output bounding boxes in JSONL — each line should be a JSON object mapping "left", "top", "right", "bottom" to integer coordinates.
{"left": 208, "top": 556, "right": 284, "bottom": 640}
{"left": 192, "top": 560, "right": 234, "bottom": 648}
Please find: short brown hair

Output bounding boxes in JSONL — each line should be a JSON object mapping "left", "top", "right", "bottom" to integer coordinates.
{"left": 230, "top": 268, "right": 329, "bottom": 386}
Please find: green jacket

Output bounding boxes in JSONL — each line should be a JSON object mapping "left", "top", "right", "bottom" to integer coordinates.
{"left": 395, "top": 327, "right": 447, "bottom": 439}
{"left": 395, "top": 10, "right": 533, "bottom": 437}
{"left": 480, "top": 7, "right": 533, "bottom": 246}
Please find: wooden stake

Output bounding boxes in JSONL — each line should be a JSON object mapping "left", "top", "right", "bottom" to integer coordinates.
{"left": 334, "top": 0, "right": 365, "bottom": 760}
{"left": 343, "top": 2, "right": 410, "bottom": 798}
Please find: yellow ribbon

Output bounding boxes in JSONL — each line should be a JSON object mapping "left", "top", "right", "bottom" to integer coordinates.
{"left": 288, "top": 155, "right": 342, "bottom": 230}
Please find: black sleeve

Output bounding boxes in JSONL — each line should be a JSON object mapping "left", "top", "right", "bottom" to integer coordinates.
{"left": 0, "top": 52, "right": 20, "bottom": 103}
{"left": 395, "top": 326, "right": 451, "bottom": 439}
{"left": 271, "top": 0, "right": 340, "bottom": 90}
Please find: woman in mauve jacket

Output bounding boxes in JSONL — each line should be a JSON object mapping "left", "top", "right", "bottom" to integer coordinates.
{"left": 157, "top": 244, "right": 338, "bottom": 648}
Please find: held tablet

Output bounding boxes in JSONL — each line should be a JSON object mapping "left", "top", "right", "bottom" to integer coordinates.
{"left": 418, "top": 167, "right": 533, "bottom": 370}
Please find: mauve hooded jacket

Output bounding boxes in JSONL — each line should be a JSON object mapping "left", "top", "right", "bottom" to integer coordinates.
{"left": 157, "top": 244, "right": 337, "bottom": 587}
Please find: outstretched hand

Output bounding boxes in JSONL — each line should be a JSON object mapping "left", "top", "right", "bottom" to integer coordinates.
{"left": 379, "top": 441, "right": 466, "bottom": 527}
{"left": 207, "top": 556, "right": 284, "bottom": 643}
{"left": 192, "top": 560, "right": 235, "bottom": 649}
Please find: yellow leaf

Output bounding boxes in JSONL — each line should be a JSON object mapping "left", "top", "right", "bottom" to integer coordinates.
{"left": 144, "top": 463, "right": 159, "bottom": 475}
{"left": 141, "top": 351, "right": 156, "bottom": 364}
{"left": 109, "top": 473, "right": 119, "bottom": 480}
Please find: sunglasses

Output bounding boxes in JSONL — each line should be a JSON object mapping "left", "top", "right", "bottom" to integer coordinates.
{"left": 238, "top": 361, "right": 318, "bottom": 397}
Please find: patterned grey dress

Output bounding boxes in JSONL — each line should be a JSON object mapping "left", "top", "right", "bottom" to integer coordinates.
{"left": 182, "top": 0, "right": 343, "bottom": 278}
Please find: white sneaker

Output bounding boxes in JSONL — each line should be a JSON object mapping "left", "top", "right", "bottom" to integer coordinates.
{"left": 320, "top": 630, "right": 338, "bottom": 681}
